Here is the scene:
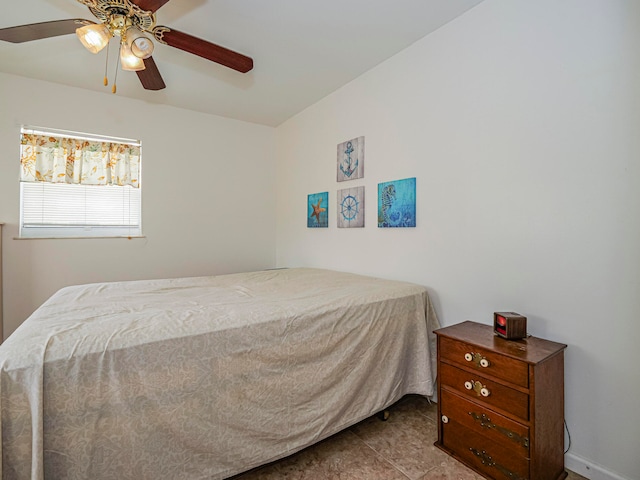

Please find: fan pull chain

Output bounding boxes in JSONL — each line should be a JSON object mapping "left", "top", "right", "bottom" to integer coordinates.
{"left": 112, "top": 41, "right": 121, "bottom": 94}
{"left": 103, "top": 39, "right": 110, "bottom": 87}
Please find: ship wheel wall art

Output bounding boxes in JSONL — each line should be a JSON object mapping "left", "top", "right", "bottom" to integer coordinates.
{"left": 337, "top": 186, "right": 365, "bottom": 228}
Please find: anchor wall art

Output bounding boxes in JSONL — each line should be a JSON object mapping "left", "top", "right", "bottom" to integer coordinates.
{"left": 337, "top": 186, "right": 365, "bottom": 228}
{"left": 378, "top": 177, "right": 416, "bottom": 228}
{"left": 337, "top": 136, "right": 364, "bottom": 182}
{"left": 307, "top": 192, "right": 329, "bottom": 228}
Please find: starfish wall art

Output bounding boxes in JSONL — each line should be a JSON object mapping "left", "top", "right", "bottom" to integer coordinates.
{"left": 307, "top": 192, "right": 329, "bottom": 228}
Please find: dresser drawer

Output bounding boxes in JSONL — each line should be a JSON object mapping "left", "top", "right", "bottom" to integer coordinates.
{"left": 440, "top": 387, "right": 529, "bottom": 453}
{"left": 442, "top": 420, "right": 529, "bottom": 480}
{"left": 440, "top": 362, "right": 530, "bottom": 421}
{"left": 439, "top": 335, "right": 529, "bottom": 388}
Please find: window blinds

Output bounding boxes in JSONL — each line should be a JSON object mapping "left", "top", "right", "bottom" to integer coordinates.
{"left": 20, "top": 182, "right": 142, "bottom": 238}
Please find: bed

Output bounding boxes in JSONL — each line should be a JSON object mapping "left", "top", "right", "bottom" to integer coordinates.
{"left": 0, "top": 267, "right": 440, "bottom": 479}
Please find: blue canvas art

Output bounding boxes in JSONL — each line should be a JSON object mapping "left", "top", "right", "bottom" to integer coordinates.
{"left": 308, "top": 192, "right": 328, "bottom": 228}
{"left": 378, "top": 177, "right": 416, "bottom": 228}
{"left": 337, "top": 186, "right": 365, "bottom": 228}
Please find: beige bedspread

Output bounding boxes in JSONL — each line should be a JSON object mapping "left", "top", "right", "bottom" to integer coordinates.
{"left": 0, "top": 268, "right": 439, "bottom": 479}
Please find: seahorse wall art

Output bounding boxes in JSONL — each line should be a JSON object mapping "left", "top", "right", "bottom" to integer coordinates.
{"left": 307, "top": 192, "right": 329, "bottom": 228}
{"left": 337, "top": 136, "right": 364, "bottom": 182}
{"left": 377, "top": 177, "right": 416, "bottom": 228}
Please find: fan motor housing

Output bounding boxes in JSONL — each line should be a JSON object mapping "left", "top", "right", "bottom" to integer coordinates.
{"left": 77, "top": 0, "right": 157, "bottom": 32}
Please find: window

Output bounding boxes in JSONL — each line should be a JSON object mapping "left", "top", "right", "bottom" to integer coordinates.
{"left": 19, "top": 127, "right": 142, "bottom": 239}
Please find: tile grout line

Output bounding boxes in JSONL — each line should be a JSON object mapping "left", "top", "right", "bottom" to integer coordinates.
{"left": 346, "top": 430, "right": 414, "bottom": 480}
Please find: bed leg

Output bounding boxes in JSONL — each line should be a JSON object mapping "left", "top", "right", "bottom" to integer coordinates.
{"left": 378, "top": 409, "right": 390, "bottom": 421}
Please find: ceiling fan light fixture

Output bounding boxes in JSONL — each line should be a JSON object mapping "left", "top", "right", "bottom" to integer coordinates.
{"left": 76, "top": 23, "right": 111, "bottom": 54}
{"left": 2, "top": 0, "right": 253, "bottom": 94}
{"left": 125, "top": 27, "right": 154, "bottom": 59}
{"left": 120, "top": 41, "right": 145, "bottom": 71}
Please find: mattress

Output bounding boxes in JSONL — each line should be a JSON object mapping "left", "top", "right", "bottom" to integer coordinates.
{"left": 0, "top": 267, "right": 439, "bottom": 479}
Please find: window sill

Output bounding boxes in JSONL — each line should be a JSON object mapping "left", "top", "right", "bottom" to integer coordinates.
{"left": 14, "top": 235, "right": 147, "bottom": 240}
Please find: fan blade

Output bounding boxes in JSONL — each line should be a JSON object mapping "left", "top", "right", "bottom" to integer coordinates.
{"left": 0, "top": 19, "right": 93, "bottom": 43}
{"left": 155, "top": 27, "right": 253, "bottom": 73}
{"left": 136, "top": 56, "right": 166, "bottom": 90}
{"left": 131, "top": 0, "right": 171, "bottom": 13}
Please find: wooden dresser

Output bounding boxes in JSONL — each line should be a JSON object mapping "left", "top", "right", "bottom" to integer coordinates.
{"left": 434, "top": 321, "right": 567, "bottom": 480}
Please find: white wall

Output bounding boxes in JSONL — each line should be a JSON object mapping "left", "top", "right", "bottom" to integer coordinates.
{"left": 275, "top": 1, "right": 640, "bottom": 479}
{"left": 0, "top": 72, "right": 277, "bottom": 338}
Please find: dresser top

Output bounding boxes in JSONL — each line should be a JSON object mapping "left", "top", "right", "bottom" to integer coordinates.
{"left": 435, "top": 320, "right": 567, "bottom": 364}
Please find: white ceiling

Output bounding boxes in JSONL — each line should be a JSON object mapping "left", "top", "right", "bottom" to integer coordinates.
{"left": 0, "top": 0, "right": 484, "bottom": 126}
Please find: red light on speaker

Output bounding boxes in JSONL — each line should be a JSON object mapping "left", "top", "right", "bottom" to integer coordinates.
{"left": 493, "top": 312, "right": 527, "bottom": 339}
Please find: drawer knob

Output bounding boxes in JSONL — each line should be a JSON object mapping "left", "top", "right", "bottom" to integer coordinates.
{"left": 464, "top": 352, "right": 490, "bottom": 368}
{"left": 464, "top": 380, "right": 491, "bottom": 397}
{"left": 441, "top": 415, "right": 449, "bottom": 424}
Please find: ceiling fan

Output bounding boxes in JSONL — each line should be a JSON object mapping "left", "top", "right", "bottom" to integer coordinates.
{"left": 0, "top": 0, "right": 254, "bottom": 92}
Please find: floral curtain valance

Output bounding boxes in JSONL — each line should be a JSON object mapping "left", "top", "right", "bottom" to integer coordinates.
{"left": 20, "top": 133, "right": 141, "bottom": 188}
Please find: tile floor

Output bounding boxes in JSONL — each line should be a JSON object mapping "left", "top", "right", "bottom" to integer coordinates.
{"left": 231, "top": 395, "right": 587, "bottom": 480}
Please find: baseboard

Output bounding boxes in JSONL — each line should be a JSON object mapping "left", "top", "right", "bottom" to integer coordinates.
{"left": 566, "top": 453, "right": 633, "bottom": 480}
